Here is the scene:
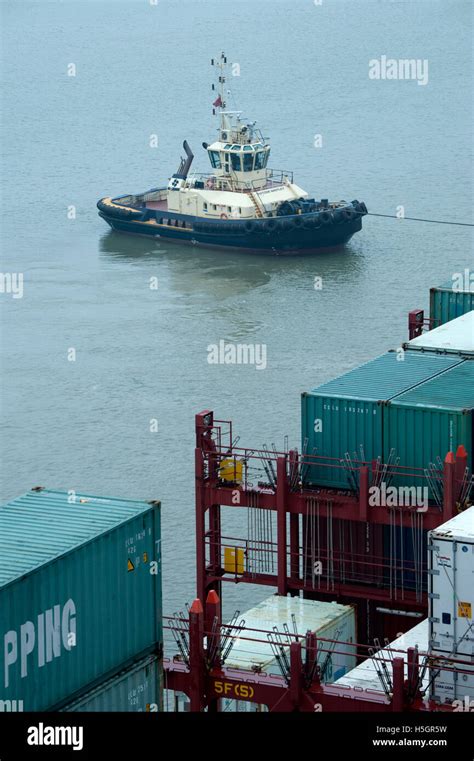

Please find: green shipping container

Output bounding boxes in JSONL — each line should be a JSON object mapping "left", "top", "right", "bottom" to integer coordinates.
{"left": 384, "top": 360, "right": 474, "bottom": 486}
{"left": 301, "top": 352, "right": 463, "bottom": 488}
{"left": 62, "top": 655, "right": 162, "bottom": 712}
{"left": 430, "top": 279, "right": 474, "bottom": 327}
{"left": 0, "top": 490, "right": 162, "bottom": 711}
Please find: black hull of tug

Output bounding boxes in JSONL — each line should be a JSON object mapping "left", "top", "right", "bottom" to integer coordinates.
{"left": 97, "top": 201, "right": 366, "bottom": 254}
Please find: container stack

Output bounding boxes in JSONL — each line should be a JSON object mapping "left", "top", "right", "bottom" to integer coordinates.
{"left": 428, "top": 507, "right": 474, "bottom": 706}
{"left": 300, "top": 307, "right": 474, "bottom": 615}
{"left": 0, "top": 489, "right": 162, "bottom": 712}
{"left": 301, "top": 351, "right": 463, "bottom": 489}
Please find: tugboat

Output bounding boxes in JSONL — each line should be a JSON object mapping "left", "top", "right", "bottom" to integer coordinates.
{"left": 97, "top": 53, "right": 368, "bottom": 254}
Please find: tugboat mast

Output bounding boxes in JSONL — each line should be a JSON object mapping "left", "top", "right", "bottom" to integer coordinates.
{"left": 211, "top": 52, "right": 228, "bottom": 123}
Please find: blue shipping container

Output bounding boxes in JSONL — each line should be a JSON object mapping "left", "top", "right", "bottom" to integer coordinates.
{"left": 62, "top": 655, "right": 162, "bottom": 712}
{"left": 301, "top": 352, "right": 463, "bottom": 488}
{"left": 430, "top": 278, "right": 474, "bottom": 326}
{"left": 0, "top": 490, "right": 162, "bottom": 711}
{"left": 384, "top": 360, "right": 474, "bottom": 484}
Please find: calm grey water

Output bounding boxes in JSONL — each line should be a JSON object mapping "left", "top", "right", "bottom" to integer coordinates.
{"left": 1, "top": 0, "right": 473, "bottom": 625}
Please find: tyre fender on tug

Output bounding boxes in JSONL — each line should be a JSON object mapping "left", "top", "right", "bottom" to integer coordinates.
{"left": 342, "top": 207, "right": 356, "bottom": 221}
{"left": 264, "top": 218, "right": 278, "bottom": 234}
{"left": 278, "top": 218, "right": 292, "bottom": 232}
{"left": 319, "top": 210, "right": 333, "bottom": 225}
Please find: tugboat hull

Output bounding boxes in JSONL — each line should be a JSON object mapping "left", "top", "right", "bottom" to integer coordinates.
{"left": 97, "top": 199, "right": 366, "bottom": 254}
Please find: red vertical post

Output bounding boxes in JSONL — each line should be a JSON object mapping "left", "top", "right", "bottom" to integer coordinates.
{"left": 209, "top": 502, "right": 222, "bottom": 598}
{"left": 289, "top": 450, "right": 300, "bottom": 589}
{"left": 408, "top": 309, "right": 424, "bottom": 339}
{"left": 454, "top": 444, "right": 468, "bottom": 503}
{"left": 276, "top": 457, "right": 288, "bottom": 595}
{"left": 290, "top": 516, "right": 299, "bottom": 587}
{"left": 290, "top": 641, "right": 303, "bottom": 708}
{"left": 407, "top": 646, "right": 419, "bottom": 696}
{"left": 205, "top": 590, "right": 221, "bottom": 713}
{"left": 189, "top": 599, "right": 205, "bottom": 712}
{"left": 392, "top": 657, "right": 405, "bottom": 712}
{"left": 443, "top": 452, "right": 455, "bottom": 522}
{"left": 195, "top": 448, "right": 207, "bottom": 604}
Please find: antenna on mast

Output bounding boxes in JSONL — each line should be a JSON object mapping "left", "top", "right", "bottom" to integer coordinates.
{"left": 211, "top": 52, "right": 227, "bottom": 117}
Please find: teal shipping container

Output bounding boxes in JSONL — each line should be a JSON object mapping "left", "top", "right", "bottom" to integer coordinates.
{"left": 0, "top": 489, "right": 162, "bottom": 711}
{"left": 430, "top": 278, "right": 474, "bottom": 326}
{"left": 62, "top": 655, "right": 162, "bottom": 712}
{"left": 301, "top": 352, "right": 463, "bottom": 488}
{"left": 384, "top": 360, "right": 474, "bottom": 484}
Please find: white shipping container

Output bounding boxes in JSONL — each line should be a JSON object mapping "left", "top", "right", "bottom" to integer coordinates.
{"left": 405, "top": 310, "right": 474, "bottom": 356}
{"left": 429, "top": 507, "right": 474, "bottom": 658}
{"left": 333, "top": 619, "right": 429, "bottom": 695}
{"left": 430, "top": 654, "right": 474, "bottom": 706}
{"left": 224, "top": 595, "right": 356, "bottom": 682}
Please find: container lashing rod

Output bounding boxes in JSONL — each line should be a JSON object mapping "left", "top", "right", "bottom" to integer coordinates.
{"left": 170, "top": 609, "right": 190, "bottom": 666}
{"left": 304, "top": 631, "right": 320, "bottom": 688}
{"left": 319, "top": 629, "right": 341, "bottom": 682}
{"left": 220, "top": 613, "right": 246, "bottom": 664}
{"left": 267, "top": 628, "right": 290, "bottom": 685}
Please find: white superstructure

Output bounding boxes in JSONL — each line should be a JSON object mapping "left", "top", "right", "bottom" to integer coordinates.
{"left": 163, "top": 52, "right": 311, "bottom": 221}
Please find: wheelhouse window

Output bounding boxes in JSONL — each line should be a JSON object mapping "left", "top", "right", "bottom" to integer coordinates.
{"left": 208, "top": 150, "right": 221, "bottom": 169}
{"left": 230, "top": 152, "right": 241, "bottom": 171}
{"left": 254, "top": 151, "right": 265, "bottom": 170}
{"left": 243, "top": 152, "right": 254, "bottom": 171}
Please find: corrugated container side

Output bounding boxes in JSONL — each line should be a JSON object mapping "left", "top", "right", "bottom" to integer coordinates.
{"left": 383, "top": 405, "right": 472, "bottom": 483}
{"left": 384, "top": 361, "right": 474, "bottom": 490}
{"left": 301, "top": 394, "right": 382, "bottom": 488}
{"left": 0, "top": 491, "right": 162, "bottom": 711}
{"left": 301, "top": 352, "right": 462, "bottom": 488}
{"left": 430, "top": 282, "right": 474, "bottom": 327}
{"left": 62, "top": 655, "right": 162, "bottom": 712}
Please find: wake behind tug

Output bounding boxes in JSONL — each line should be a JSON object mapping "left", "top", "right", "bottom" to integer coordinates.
{"left": 97, "top": 53, "right": 368, "bottom": 254}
